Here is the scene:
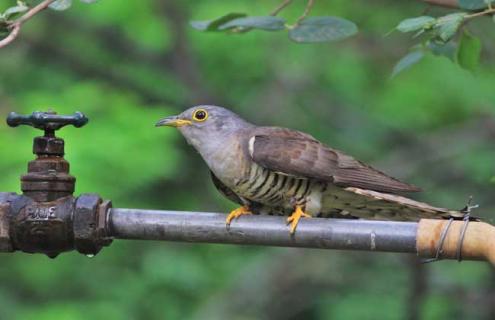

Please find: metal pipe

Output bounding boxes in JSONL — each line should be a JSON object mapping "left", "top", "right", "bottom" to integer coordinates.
{"left": 110, "top": 208, "right": 418, "bottom": 253}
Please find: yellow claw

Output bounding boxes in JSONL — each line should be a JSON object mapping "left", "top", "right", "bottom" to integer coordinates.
{"left": 226, "top": 206, "right": 252, "bottom": 225}
{"left": 287, "top": 205, "right": 312, "bottom": 234}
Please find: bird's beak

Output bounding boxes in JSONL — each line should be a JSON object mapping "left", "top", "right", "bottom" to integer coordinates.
{"left": 155, "top": 116, "right": 192, "bottom": 128}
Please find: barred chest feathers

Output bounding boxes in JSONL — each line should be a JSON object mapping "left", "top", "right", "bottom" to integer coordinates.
{"left": 211, "top": 136, "right": 323, "bottom": 215}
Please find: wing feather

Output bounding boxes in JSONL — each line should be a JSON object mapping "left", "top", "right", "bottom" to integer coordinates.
{"left": 249, "top": 127, "right": 420, "bottom": 194}
{"left": 210, "top": 171, "right": 244, "bottom": 205}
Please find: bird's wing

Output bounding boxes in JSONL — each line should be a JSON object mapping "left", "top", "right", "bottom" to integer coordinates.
{"left": 210, "top": 171, "right": 244, "bottom": 205}
{"left": 248, "top": 127, "right": 420, "bottom": 194}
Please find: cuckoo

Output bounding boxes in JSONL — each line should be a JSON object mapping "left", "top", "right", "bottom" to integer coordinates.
{"left": 156, "top": 105, "right": 463, "bottom": 234}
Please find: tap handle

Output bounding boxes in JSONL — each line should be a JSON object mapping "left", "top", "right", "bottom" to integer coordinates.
{"left": 7, "top": 111, "right": 88, "bottom": 133}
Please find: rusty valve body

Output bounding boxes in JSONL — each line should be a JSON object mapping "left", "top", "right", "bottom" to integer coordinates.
{"left": 0, "top": 111, "right": 112, "bottom": 258}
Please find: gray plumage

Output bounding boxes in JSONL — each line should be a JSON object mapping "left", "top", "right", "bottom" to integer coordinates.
{"left": 157, "top": 105, "right": 462, "bottom": 221}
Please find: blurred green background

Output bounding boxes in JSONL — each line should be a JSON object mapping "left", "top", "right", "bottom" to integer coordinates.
{"left": 1, "top": 1, "right": 494, "bottom": 319}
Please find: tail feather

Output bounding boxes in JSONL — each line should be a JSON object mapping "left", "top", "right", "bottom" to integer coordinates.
{"left": 321, "top": 186, "right": 465, "bottom": 221}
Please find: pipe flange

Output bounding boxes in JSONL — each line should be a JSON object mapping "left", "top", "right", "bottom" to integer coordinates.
{"left": 74, "top": 194, "right": 101, "bottom": 255}
{"left": 74, "top": 194, "right": 112, "bottom": 255}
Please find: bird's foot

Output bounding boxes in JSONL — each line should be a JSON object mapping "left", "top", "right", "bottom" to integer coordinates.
{"left": 226, "top": 205, "right": 252, "bottom": 226}
{"left": 287, "top": 205, "right": 311, "bottom": 234}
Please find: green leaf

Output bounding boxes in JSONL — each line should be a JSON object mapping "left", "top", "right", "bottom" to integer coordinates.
{"left": 436, "top": 13, "right": 466, "bottom": 42}
{"left": 49, "top": 0, "right": 72, "bottom": 11}
{"left": 396, "top": 16, "right": 435, "bottom": 33}
{"left": 190, "top": 13, "right": 247, "bottom": 32}
{"left": 391, "top": 50, "right": 424, "bottom": 78}
{"left": 218, "top": 16, "right": 286, "bottom": 31}
{"left": 0, "top": 23, "right": 9, "bottom": 36}
{"left": 457, "top": 30, "right": 482, "bottom": 71}
{"left": 2, "top": 3, "right": 29, "bottom": 20}
{"left": 458, "top": 0, "right": 495, "bottom": 10}
{"left": 428, "top": 41, "right": 457, "bottom": 61}
{"left": 288, "top": 16, "right": 358, "bottom": 43}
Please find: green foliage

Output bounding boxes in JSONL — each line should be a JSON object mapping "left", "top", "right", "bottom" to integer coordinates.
{"left": 192, "top": 14, "right": 357, "bottom": 43}
{"left": 288, "top": 16, "right": 357, "bottom": 43}
{"left": 395, "top": 13, "right": 467, "bottom": 44}
{"left": 396, "top": 16, "right": 435, "bottom": 33}
{"left": 190, "top": 12, "right": 247, "bottom": 31}
{"left": 0, "top": 0, "right": 99, "bottom": 42}
{"left": 190, "top": 1, "right": 358, "bottom": 44}
{"left": 191, "top": 0, "right": 493, "bottom": 76}
{"left": 49, "top": 0, "right": 73, "bottom": 11}
{"left": 458, "top": 0, "right": 495, "bottom": 10}
{"left": 392, "top": 2, "right": 494, "bottom": 76}
{"left": 192, "top": 15, "right": 286, "bottom": 32}
{"left": 220, "top": 16, "right": 286, "bottom": 31}
{"left": 428, "top": 41, "right": 457, "bottom": 61}
{"left": 436, "top": 13, "right": 467, "bottom": 42}
{"left": 457, "top": 29, "right": 482, "bottom": 71}
{"left": 391, "top": 50, "right": 424, "bottom": 78}
{"left": 0, "top": 1, "right": 28, "bottom": 21}
{"left": 49, "top": 0, "right": 98, "bottom": 11}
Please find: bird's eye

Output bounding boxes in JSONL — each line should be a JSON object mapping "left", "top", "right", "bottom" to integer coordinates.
{"left": 192, "top": 109, "right": 208, "bottom": 122}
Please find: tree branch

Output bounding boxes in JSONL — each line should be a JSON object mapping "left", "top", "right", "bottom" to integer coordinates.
{"left": 466, "top": 7, "right": 495, "bottom": 18}
{"left": 294, "top": 0, "right": 315, "bottom": 25}
{"left": 270, "top": 0, "right": 293, "bottom": 16}
{"left": 0, "top": 0, "right": 55, "bottom": 49}
{"left": 422, "top": 0, "right": 459, "bottom": 8}
{"left": 0, "top": 22, "right": 21, "bottom": 48}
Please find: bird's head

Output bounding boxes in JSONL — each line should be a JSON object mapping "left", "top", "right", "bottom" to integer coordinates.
{"left": 156, "top": 105, "right": 252, "bottom": 151}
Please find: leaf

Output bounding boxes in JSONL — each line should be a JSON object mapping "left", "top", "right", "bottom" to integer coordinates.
{"left": 49, "top": 0, "right": 72, "bottom": 11}
{"left": 288, "top": 16, "right": 358, "bottom": 43}
{"left": 457, "top": 30, "right": 482, "bottom": 71}
{"left": 2, "top": 3, "right": 29, "bottom": 19}
{"left": 391, "top": 50, "right": 424, "bottom": 78}
{"left": 218, "top": 16, "right": 286, "bottom": 31}
{"left": 428, "top": 41, "right": 457, "bottom": 61}
{"left": 458, "top": 0, "right": 495, "bottom": 10}
{"left": 0, "top": 24, "right": 9, "bottom": 36}
{"left": 396, "top": 16, "right": 435, "bottom": 33}
{"left": 190, "top": 13, "right": 247, "bottom": 32}
{"left": 190, "top": 20, "right": 210, "bottom": 31}
{"left": 436, "top": 13, "right": 466, "bottom": 42}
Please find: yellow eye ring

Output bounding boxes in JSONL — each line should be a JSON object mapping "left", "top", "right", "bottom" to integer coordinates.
{"left": 192, "top": 109, "right": 208, "bottom": 122}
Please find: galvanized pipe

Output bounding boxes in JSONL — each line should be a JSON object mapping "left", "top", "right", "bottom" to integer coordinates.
{"left": 110, "top": 208, "right": 418, "bottom": 253}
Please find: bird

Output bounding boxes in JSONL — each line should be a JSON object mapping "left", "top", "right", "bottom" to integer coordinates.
{"left": 156, "top": 105, "right": 463, "bottom": 234}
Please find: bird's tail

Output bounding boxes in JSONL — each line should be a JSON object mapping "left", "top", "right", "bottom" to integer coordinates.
{"left": 320, "top": 186, "right": 472, "bottom": 221}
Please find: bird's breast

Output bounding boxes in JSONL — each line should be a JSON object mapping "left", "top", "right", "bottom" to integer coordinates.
{"left": 202, "top": 137, "right": 252, "bottom": 187}
{"left": 233, "top": 162, "right": 324, "bottom": 211}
